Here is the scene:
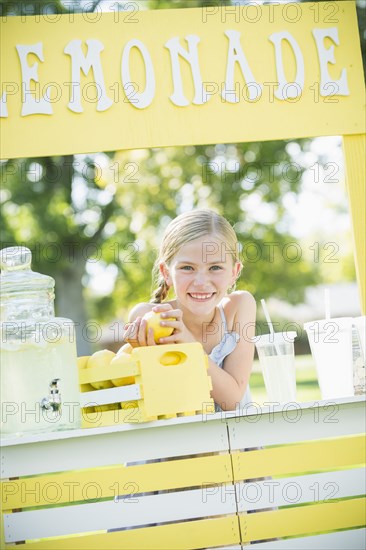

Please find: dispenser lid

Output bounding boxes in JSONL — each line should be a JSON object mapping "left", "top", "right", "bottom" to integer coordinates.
{"left": 0, "top": 247, "right": 55, "bottom": 293}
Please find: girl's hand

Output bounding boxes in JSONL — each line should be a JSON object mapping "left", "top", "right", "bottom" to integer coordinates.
{"left": 151, "top": 304, "right": 196, "bottom": 345}
{"left": 122, "top": 317, "right": 156, "bottom": 348}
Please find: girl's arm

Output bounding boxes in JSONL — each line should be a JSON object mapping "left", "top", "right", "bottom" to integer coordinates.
{"left": 208, "top": 291, "right": 256, "bottom": 411}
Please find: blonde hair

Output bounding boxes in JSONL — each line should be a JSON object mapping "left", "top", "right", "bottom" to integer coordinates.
{"left": 151, "top": 209, "right": 242, "bottom": 303}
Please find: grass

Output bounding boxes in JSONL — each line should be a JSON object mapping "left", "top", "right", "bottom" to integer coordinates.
{"left": 250, "top": 354, "right": 321, "bottom": 405}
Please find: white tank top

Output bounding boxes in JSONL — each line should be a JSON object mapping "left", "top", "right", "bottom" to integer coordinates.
{"left": 209, "top": 304, "right": 252, "bottom": 411}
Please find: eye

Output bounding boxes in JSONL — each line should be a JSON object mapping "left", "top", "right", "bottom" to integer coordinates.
{"left": 181, "top": 265, "right": 194, "bottom": 271}
{"left": 210, "top": 265, "right": 223, "bottom": 271}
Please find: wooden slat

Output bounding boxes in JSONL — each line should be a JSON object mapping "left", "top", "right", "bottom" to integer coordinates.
{"left": 79, "top": 385, "right": 141, "bottom": 407}
{"left": 236, "top": 468, "right": 366, "bottom": 511}
{"left": 232, "top": 435, "right": 365, "bottom": 480}
{"left": 251, "top": 528, "right": 366, "bottom": 549}
{"left": 1, "top": 419, "right": 229, "bottom": 478}
{"left": 343, "top": 134, "right": 366, "bottom": 313}
{"left": 228, "top": 400, "right": 366, "bottom": 450}
{"left": 4, "top": 516, "right": 240, "bottom": 550}
{"left": 1, "top": 454, "right": 232, "bottom": 510}
{"left": 4, "top": 486, "right": 237, "bottom": 543}
{"left": 2, "top": 399, "right": 365, "bottom": 548}
{"left": 0, "top": 504, "right": 8, "bottom": 550}
{"left": 240, "top": 497, "right": 366, "bottom": 542}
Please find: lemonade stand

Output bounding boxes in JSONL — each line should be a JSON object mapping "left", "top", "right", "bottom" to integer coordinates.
{"left": 1, "top": 2, "right": 365, "bottom": 548}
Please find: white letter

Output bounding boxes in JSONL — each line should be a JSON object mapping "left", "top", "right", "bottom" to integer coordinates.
{"left": 312, "top": 27, "right": 349, "bottom": 96}
{"left": 165, "top": 35, "right": 206, "bottom": 106}
{"left": 222, "top": 30, "right": 261, "bottom": 103}
{"left": 121, "top": 39, "right": 155, "bottom": 109}
{"left": 268, "top": 31, "right": 304, "bottom": 100}
{"left": 64, "top": 39, "right": 113, "bottom": 113}
{"left": 16, "top": 43, "right": 53, "bottom": 116}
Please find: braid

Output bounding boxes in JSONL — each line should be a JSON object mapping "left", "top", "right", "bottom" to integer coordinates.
{"left": 151, "top": 279, "right": 169, "bottom": 303}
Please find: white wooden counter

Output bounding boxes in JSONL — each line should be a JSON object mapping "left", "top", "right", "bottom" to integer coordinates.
{"left": 1, "top": 397, "right": 365, "bottom": 549}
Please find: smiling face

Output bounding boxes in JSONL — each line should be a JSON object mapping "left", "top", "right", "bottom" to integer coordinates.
{"left": 160, "top": 234, "right": 241, "bottom": 316}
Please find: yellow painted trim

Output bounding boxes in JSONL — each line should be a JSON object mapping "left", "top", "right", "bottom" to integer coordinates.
{"left": 232, "top": 435, "right": 365, "bottom": 480}
{"left": 1, "top": 454, "right": 232, "bottom": 510}
{"left": 240, "top": 497, "right": 366, "bottom": 542}
{"left": 342, "top": 134, "right": 366, "bottom": 314}
{"left": 4, "top": 516, "right": 240, "bottom": 549}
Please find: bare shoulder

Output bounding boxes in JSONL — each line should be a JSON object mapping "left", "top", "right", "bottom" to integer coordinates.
{"left": 227, "top": 291, "right": 256, "bottom": 321}
{"left": 221, "top": 291, "right": 256, "bottom": 328}
{"left": 231, "top": 290, "right": 256, "bottom": 304}
{"left": 229, "top": 290, "right": 256, "bottom": 312}
{"left": 128, "top": 302, "right": 155, "bottom": 322}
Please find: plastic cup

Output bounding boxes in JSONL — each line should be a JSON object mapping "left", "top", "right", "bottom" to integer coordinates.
{"left": 304, "top": 317, "right": 354, "bottom": 400}
{"left": 352, "top": 316, "right": 366, "bottom": 395}
{"left": 353, "top": 316, "right": 366, "bottom": 363}
{"left": 253, "top": 331, "right": 297, "bottom": 403}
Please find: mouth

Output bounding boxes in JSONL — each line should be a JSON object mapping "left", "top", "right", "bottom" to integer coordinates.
{"left": 188, "top": 292, "right": 216, "bottom": 301}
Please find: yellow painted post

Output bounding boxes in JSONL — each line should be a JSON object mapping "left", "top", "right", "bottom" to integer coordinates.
{"left": 342, "top": 134, "right": 366, "bottom": 313}
{"left": 0, "top": 508, "right": 6, "bottom": 550}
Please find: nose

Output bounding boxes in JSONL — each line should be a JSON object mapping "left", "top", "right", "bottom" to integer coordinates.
{"left": 193, "top": 270, "right": 207, "bottom": 286}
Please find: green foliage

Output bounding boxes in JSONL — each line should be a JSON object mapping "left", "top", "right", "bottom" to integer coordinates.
{"left": 1, "top": 140, "right": 320, "bottom": 323}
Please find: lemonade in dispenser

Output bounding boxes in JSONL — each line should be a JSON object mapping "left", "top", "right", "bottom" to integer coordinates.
{"left": 0, "top": 246, "right": 81, "bottom": 435}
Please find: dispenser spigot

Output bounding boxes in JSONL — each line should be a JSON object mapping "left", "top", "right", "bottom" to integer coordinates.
{"left": 41, "top": 378, "right": 62, "bottom": 412}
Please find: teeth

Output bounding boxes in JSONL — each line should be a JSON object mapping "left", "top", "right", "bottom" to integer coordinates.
{"left": 190, "top": 293, "right": 213, "bottom": 300}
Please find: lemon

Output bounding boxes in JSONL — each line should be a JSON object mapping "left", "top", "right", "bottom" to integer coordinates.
{"left": 121, "top": 401, "right": 138, "bottom": 410}
{"left": 86, "top": 349, "right": 115, "bottom": 390}
{"left": 110, "top": 352, "right": 135, "bottom": 386}
{"left": 80, "top": 383, "right": 96, "bottom": 392}
{"left": 95, "top": 403, "right": 120, "bottom": 412}
{"left": 143, "top": 311, "right": 175, "bottom": 343}
{"left": 78, "top": 356, "right": 93, "bottom": 391}
{"left": 77, "top": 356, "right": 89, "bottom": 369}
{"left": 83, "top": 405, "right": 95, "bottom": 414}
{"left": 116, "top": 342, "right": 133, "bottom": 356}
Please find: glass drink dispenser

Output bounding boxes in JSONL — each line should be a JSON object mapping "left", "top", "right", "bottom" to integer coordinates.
{"left": 0, "top": 246, "right": 81, "bottom": 436}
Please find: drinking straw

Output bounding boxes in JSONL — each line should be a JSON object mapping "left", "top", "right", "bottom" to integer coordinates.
{"left": 260, "top": 299, "right": 282, "bottom": 355}
{"left": 324, "top": 288, "right": 330, "bottom": 320}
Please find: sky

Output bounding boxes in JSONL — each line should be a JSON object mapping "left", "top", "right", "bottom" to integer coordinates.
{"left": 282, "top": 136, "right": 349, "bottom": 239}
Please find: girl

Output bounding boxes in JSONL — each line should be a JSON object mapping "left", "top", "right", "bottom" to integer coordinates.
{"left": 123, "top": 209, "right": 256, "bottom": 411}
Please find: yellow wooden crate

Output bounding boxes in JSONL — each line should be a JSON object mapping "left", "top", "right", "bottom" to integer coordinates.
{"left": 78, "top": 343, "right": 214, "bottom": 427}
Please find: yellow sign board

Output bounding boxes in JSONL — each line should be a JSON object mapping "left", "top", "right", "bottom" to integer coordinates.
{"left": 0, "top": 1, "right": 364, "bottom": 159}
